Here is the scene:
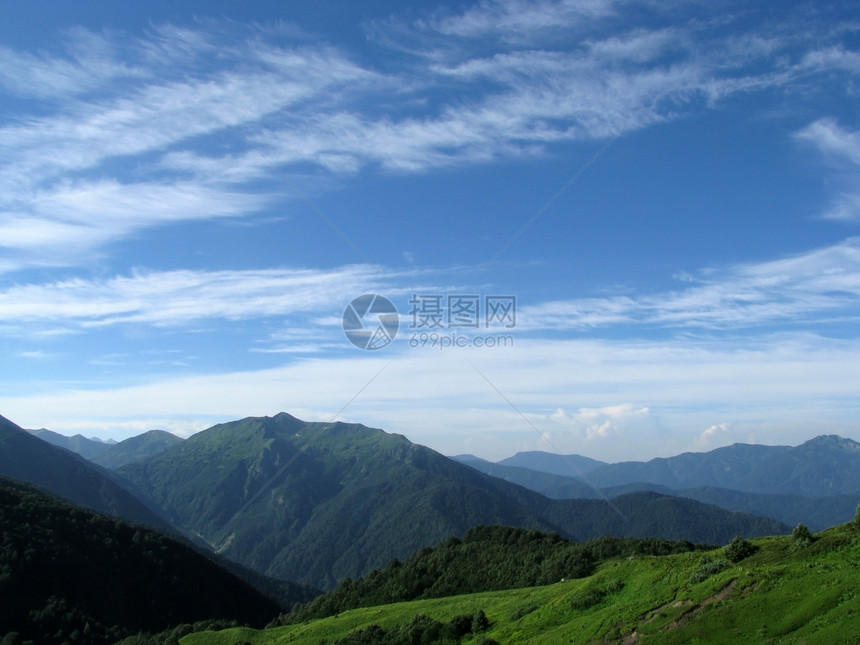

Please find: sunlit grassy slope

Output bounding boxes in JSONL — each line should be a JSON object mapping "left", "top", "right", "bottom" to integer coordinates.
{"left": 182, "top": 523, "right": 859, "bottom": 645}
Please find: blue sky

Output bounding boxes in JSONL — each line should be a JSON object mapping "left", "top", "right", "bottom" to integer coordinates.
{"left": 1, "top": 0, "right": 859, "bottom": 461}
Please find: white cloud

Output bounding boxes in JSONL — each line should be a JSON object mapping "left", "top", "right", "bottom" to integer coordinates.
{"left": 0, "top": 265, "right": 384, "bottom": 327}
{"left": 522, "top": 238, "right": 860, "bottom": 331}
{"left": 694, "top": 422, "right": 732, "bottom": 450}
{"left": 0, "top": 29, "right": 377, "bottom": 271}
{"left": 2, "top": 13, "right": 858, "bottom": 274}
{"left": 795, "top": 119, "right": 860, "bottom": 221}
{"left": 0, "top": 29, "right": 144, "bottom": 98}
{"left": 0, "top": 180, "right": 269, "bottom": 266}
{"left": 430, "top": 0, "right": 620, "bottom": 40}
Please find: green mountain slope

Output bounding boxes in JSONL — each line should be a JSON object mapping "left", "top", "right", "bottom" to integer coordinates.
{"left": 279, "top": 525, "right": 711, "bottom": 624}
{"left": 118, "top": 413, "right": 787, "bottom": 589}
{"left": 181, "top": 521, "right": 860, "bottom": 645}
{"left": 90, "top": 429, "right": 183, "bottom": 469}
{"left": 0, "top": 476, "right": 286, "bottom": 645}
{"left": 0, "top": 415, "right": 169, "bottom": 530}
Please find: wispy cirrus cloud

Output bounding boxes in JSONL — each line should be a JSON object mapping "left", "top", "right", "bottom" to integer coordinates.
{"left": 2, "top": 4, "right": 858, "bottom": 275}
{"left": 796, "top": 119, "right": 860, "bottom": 222}
{"left": 0, "top": 265, "right": 384, "bottom": 328}
{"left": 428, "top": 0, "right": 620, "bottom": 40}
{"left": 522, "top": 238, "right": 860, "bottom": 331}
{"left": 3, "top": 237, "right": 859, "bottom": 337}
{"left": 0, "top": 27, "right": 377, "bottom": 272}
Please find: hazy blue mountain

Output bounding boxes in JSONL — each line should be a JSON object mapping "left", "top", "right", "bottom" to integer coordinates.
{"left": 583, "top": 435, "right": 860, "bottom": 496}
{"left": 0, "top": 476, "right": 286, "bottom": 645}
{"left": 472, "top": 440, "right": 860, "bottom": 529}
{"left": 0, "top": 414, "right": 170, "bottom": 530}
{"left": 90, "top": 429, "right": 184, "bottom": 469}
{"left": 28, "top": 427, "right": 115, "bottom": 460}
{"left": 497, "top": 450, "right": 608, "bottom": 477}
{"left": 452, "top": 454, "right": 597, "bottom": 498}
{"left": 119, "top": 413, "right": 787, "bottom": 589}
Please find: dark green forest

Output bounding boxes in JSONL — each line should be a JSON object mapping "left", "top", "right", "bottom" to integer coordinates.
{"left": 0, "top": 477, "right": 287, "bottom": 645}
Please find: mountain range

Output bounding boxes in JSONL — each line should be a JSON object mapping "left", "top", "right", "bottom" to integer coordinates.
{"left": 453, "top": 436, "right": 860, "bottom": 530}
{"left": 110, "top": 413, "right": 786, "bottom": 588}
{"left": 1, "top": 411, "right": 817, "bottom": 593}
{"left": 8, "top": 413, "right": 860, "bottom": 642}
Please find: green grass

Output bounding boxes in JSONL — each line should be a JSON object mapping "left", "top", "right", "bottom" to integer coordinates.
{"left": 181, "top": 524, "right": 860, "bottom": 645}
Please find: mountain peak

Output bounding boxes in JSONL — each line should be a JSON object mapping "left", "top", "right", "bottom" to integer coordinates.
{"left": 800, "top": 434, "right": 860, "bottom": 452}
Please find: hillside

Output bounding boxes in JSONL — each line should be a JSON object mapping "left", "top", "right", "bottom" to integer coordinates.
{"left": 279, "top": 526, "right": 712, "bottom": 624}
{"left": 0, "top": 415, "right": 170, "bottom": 530}
{"left": 0, "top": 476, "right": 287, "bottom": 645}
{"left": 118, "top": 413, "right": 787, "bottom": 589}
{"left": 181, "top": 519, "right": 860, "bottom": 645}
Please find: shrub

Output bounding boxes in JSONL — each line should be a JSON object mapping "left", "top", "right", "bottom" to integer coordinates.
{"left": 791, "top": 523, "right": 814, "bottom": 550}
{"left": 571, "top": 579, "right": 625, "bottom": 610}
{"left": 688, "top": 558, "right": 728, "bottom": 584}
{"left": 571, "top": 586, "right": 607, "bottom": 610}
{"left": 471, "top": 610, "right": 490, "bottom": 634}
{"left": 725, "top": 536, "right": 757, "bottom": 563}
{"left": 854, "top": 503, "right": 860, "bottom": 531}
{"left": 509, "top": 605, "right": 538, "bottom": 621}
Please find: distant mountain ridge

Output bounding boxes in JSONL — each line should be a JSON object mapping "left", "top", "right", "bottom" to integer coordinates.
{"left": 498, "top": 450, "right": 608, "bottom": 477}
{"left": 585, "top": 435, "right": 860, "bottom": 496}
{"left": 28, "top": 427, "right": 116, "bottom": 460}
{"left": 28, "top": 426, "right": 182, "bottom": 468}
{"left": 455, "top": 436, "right": 860, "bottom": 530}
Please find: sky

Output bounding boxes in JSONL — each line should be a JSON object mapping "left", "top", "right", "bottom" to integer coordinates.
{"left": 1, "top": 0, "right": 860, "bottom": 462}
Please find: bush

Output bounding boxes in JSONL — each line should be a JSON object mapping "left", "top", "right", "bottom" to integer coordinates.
{"left": 854, "top": 503, "right": 860, "bottom": 531}
{"left": 725, "top": 537, "right": 757, "bottom": 563}
{"left": 570, "top": 579, "right": 625, "bottom": 610}
{"left": 509, "top": 605, "right": 538, "bottom": 621}
{"left": 688, "top": 558, "right": 728, "bottom": 584}
{"left": 791, "top": 523, "right": 814, "bottom": 550}
{"left": 471, "top": 610, "right": 490, "bottom": 634}
{"left": 571, "top": 586, "right": 607, "bottom": 610}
